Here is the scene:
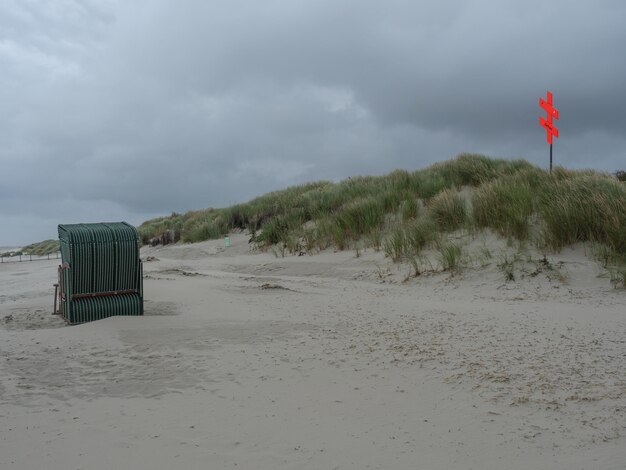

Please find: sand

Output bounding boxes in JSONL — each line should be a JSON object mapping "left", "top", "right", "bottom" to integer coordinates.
{"left": 1, "top": 233, "right": 625, "bottom": 469}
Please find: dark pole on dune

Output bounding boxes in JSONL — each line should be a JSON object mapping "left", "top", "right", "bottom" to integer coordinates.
{"left": 550, "top": 142, "right": 553, "bottom": 173}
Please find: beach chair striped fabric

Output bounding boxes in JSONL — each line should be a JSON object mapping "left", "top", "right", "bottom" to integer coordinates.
{"left": 56, "top": 222, "right": 143, "bottom": 324}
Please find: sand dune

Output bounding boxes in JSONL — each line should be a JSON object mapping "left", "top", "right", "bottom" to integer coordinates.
{"left": 1, "top": 233, "right": 625, "bottom": 469}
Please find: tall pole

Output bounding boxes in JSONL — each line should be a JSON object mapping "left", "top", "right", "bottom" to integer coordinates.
{"left": 550, "top": 143, "right": 553, "bottom": 173}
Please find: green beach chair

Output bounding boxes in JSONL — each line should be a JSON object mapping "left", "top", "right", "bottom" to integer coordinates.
{"left": 55, "top": 222, "right": 144, "bottom": 324}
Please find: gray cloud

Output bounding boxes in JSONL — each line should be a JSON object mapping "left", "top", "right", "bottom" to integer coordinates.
{"left": 1, "top": 0, "right": 625, "bottom": 245}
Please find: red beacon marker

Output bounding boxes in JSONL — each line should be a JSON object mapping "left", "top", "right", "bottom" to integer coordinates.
{"left": 539, "top": 91, "right": 559, "bottom": 171}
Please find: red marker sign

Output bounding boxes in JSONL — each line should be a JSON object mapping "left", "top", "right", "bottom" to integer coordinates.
{"left": 539, "top": 91, "right": 559, "bottom": 144}
{"left": 539, "top": 90, "right": 559, "bottom": 171}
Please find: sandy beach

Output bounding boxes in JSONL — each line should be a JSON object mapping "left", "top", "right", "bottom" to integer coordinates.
{"left": 1, "top": 233, "right": 625, "bottom": 469}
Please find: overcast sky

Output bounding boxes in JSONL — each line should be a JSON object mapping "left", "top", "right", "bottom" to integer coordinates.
{"left": 1, "top": 0, "right": 625, "bottom": 245}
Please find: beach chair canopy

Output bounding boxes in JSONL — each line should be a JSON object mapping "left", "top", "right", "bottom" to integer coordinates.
{"left": 56, "top": 222, "right": 143, "bottom": 324}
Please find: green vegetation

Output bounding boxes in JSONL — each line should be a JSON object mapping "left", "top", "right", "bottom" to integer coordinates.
{"left": 497, "top": 252, "right": 522, "bottom": 282}
{"left": 428, "top": 188, "right": 467, "bottom": 231}
{"left": 383, "top": 217, "right": 438, "bottom": 262}
{"left": 22, "top": 239, "right": 60, "bottom": 256}
{"left": 3, "top": 240, "right": 60, "bottom": 258}
{"left": 437, "top": 240, "right": 464, "bottom": 273}
{"left": 472, "top": 174, "right": 537, "bottom": 240}
{"left": 611, "top": 269, "right": 626, "bottom": 288}
{"left": 538, "top": 174, "right": 626, "bottom": 252}
{"left": 138, "top": 153, "right": 626, "bottom": 279}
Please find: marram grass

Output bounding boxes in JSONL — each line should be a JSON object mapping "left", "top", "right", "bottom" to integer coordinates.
{"left": 472, "top": 177, "right": 535, "bottom": 240}
{"left": 428, "top": 188, "right": 467, "bottom": 231}
{"left": 137, "top": 154, "right": 626, "bottom": 263}
{"left": 538, "top": 175, "right": 626, "bottom": 252}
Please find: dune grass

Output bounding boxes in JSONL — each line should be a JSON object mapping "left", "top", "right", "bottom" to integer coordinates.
{"left": 437, "top": 240, "right": 464, "bottom": 273}
{"left": 538, "top": 174, "right": 626, "bottom": 252}
{"left": 21, "top": 239, "right": 60, "bottom": 256}
{"left": 3, "top": 239, "right": 60, "bottom": 257}
{"left": 428, "top": 188, "right": 467, "bottom": 231}
{"left": 472, "top": 176, "right": 536, "bottom": 240}
{"left": 138, "top": 154, "right": 626, "bottom": 275}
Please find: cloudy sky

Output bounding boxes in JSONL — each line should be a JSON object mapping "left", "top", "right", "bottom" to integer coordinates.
{"left": 1, "top": 0, "right": 625, "bottom": 245}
